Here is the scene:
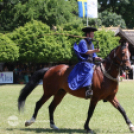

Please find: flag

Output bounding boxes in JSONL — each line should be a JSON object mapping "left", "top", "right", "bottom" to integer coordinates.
{"left": 77, "top": 0, "right": 98, "bottom": 18}
{"left": 87, "top": 0, "right": 98, "bottom": 18}
{"left": 77, "top": 0, "right": 87, "bottom": 18}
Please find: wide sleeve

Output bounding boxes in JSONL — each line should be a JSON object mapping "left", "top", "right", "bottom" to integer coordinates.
{"left": 73, "top": 39, "right": 88, "bottom": 61}
{"left": 78, "top": 40, "right": 88, "bottom": 54}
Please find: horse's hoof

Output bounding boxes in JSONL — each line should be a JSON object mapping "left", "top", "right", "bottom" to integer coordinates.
{"left": 129, "top": 124, "right": 134, "bottom": 132}
{"left": 25, "top": 117, "right": 35, "bottom": 127}
{"left": 25, "top": 121, "right": 31, "bottom": 127}
{"left": 25, "top": 121, "right": 34, "bottom": 127}
{"left": 50, "top": 123, "right": 59, "bottom": 130}
{"left": 130, "top": 127, "right": 134, "bottom": 132}
{"left": 129, "top": 126, "right": 134, "bottom": 132}
{"left": 85, "top": 129, "right": 94, "bottom": 134}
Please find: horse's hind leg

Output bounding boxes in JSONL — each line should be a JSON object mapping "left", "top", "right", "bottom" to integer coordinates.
{"left": 25, "top": 94, "right": 51, "bottom": 127}
{"left": 49, "top": 89, "right": 66, "bottom": 129}
{"left": 109, "top": 96, "right": 134, "bottom": 132}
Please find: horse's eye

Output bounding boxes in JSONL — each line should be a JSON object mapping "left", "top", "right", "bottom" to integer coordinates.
{"left": 122, "top": 53, "right": 125, "bottom": 56}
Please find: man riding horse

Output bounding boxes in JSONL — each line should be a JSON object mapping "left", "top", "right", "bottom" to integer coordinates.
{"left": 18, "top": 27, "right": 134, "bottom": 133}
{"left": 68, "top": 27, "right": 102, "bottom": 98}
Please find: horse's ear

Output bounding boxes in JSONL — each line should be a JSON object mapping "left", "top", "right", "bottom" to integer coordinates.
{"left": 120, "top": 39, "right": 129, "bottom": 47}
{"left": 126, "top": 42, "right": 129, "bottom": 47}
{"left": 121, "top": 41, "right": 128, "bottom": 50}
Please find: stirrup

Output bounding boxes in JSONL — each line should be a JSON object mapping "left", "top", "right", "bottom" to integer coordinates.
{"left": 85, "top": 89, "right": 93, "bottom": 99}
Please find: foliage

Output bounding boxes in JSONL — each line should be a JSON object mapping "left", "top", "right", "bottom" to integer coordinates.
{"left": 0, "top": 0, "right": 79, "bottom": 31}
{"left": 0, "top": 0, "right": 134, "bottom": 32}
{"left": 99, "top": 11, "right": 126, "bottom": 28}
{"left": 0, "top": 33, "right": 19, "bottom": 62}
{"left": 7, "top": 20, "right": 83, "bottom": 63}
{"left": 7, "top": 20, "right": 120, "bottom": 63}
{"left": 98, "top": 0, "right": 130, "bottom": 13}
{"left": 119, "top": 0, "right": 134, "bottom": 28}
{"left": 94, "top": 29, "right": 120, "bottom": 58}
{"left": 98, "top": 0, "right": 134, "bottom": 28}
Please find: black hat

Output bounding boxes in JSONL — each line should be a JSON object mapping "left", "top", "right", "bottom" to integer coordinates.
{"left": 82, "top": 27, "right": 97, "bottom": 33}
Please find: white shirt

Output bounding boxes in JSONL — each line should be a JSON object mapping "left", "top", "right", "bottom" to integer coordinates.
{"left": 131, "top": 65, "right": 134, "bottom": 72}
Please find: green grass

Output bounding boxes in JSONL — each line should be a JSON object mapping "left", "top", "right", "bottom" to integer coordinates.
{"left": 0, "top": 81, "right": 134, "bottom": 134}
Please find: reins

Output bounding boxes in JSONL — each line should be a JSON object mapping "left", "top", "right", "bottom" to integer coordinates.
{"left": 100, "top": 44, "right": 128, "bottom": 83}
{"left": 101, "top": 63, "right": 119, "bottom": 82}
{"left": 100, "top": 46, "right": 120, "bottom": 83}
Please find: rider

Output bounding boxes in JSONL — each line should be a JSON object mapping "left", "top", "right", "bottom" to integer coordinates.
{"left": 69, "top": 26, "right": 102, "bottom": 98}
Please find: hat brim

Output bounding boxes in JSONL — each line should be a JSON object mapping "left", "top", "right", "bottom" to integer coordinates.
{"left": 82, "top": 27, "right": 97, "bottom": 33}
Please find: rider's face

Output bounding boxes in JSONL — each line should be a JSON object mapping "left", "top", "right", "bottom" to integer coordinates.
{"left": 87, "top": 32, "right": 94, "bottom": 38}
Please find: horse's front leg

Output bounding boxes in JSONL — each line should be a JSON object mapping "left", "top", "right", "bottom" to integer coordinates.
{"left": 109, "top": 96, "right": 134, "bottom": 132}
{"left": 84, "top": 98, "right": 98, "bottom": 133}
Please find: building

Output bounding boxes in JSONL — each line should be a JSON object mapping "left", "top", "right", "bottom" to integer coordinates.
{"left": 99, "top": 26, "right": 134, "bottom": 62}
{"left": 99, "top": 26, "right": 134, "bottom": 79}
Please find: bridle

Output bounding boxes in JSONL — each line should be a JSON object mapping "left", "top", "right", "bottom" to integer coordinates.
{"left": 101, "top": 44, "right": 130, "bottom": 82}
{"left": 105, "top": 45, "right": 130, "bottom": 71}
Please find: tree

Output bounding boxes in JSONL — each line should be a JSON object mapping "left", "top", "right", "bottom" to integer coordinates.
{"left": 7, "top": 20, "right": 81, "bottom": 63}
{"left": 94, "top": 29, "right": 120, "bottom": 58}
{"left": 99, "top": 11, "right": 126, "bottom": 28}
{"left": 98, "top": 0, "right": 134, "bottom": 28}
{"left": 0, "top": 0, "right": 80, "bottom": 31}
{"left": 7, "top": 20, "right": 120, "bottom": 63}
{"left": 98, "top": 0, "right": 130, "bottom": 13}
{"left": 0, "top": 33, "right": 19, "bottom": 62}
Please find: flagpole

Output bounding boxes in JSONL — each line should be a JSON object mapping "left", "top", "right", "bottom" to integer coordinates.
{"left": 87, "top": 2, "right": 88, "bottom": 26}
{"left": 87, "top": 14, "right": 88, "bottom": 26}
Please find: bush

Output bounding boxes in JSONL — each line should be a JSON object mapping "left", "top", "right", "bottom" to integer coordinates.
{"left": 0, "top": 33, "right": 19, "bottom": 62}
{"left": 7, "top": 20, "right": 120, "bottom": 63}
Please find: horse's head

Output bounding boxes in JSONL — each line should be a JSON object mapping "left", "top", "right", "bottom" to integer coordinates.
{"left": 109, "top": 41, "right": 132, "bottom": 71}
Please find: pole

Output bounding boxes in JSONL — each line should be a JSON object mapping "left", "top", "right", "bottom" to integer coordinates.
{"left": 87, "top": 13, "right": 88, "bottom": 26}
{"left": 87, "top": 2, "right": 88, "bottom": 26}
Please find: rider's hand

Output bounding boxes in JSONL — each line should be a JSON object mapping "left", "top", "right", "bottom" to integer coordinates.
{"left": 95, "top": 57, "right": 102, "bottom": 62}
{"left": 94, "top": 49, "right": 100, "bottom": 53}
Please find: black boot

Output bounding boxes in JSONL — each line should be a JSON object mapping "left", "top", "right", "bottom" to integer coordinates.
{"left": 85, "top": 85, "right": 93, "bottom": 99}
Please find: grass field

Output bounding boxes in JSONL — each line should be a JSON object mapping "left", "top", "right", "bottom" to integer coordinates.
{"left": 0, "top": 81, "right": 134, "bottom": 134}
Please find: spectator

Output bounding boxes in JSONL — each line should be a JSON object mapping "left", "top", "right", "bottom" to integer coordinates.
{"left": 17, "top": 64, "right": 25, "bottom": 83}
{"left": 131, "top": 62, "right": 134, "bottom": 79}
{"left": 121, "top": 71, "right": 126, "bottom": 79}
{"left": 39, "top": 64, "right": 43, "bottom": 70}
{"left": 13, "top": 65, "right": 19, "bottom": 83}
{"left": 44, "top": 65, "right": 49, "bottom": 70}
{"left": 24, "top": 67, "right": 31, "bottom": 83}
{"left": 19, "top": 64, "right": 26, "bottom": 78}
{"left": 3, "top": 66, "right": 9, "bottom": 71}
{"left": 30, "top": 65, "right": 35, "bottom": 76}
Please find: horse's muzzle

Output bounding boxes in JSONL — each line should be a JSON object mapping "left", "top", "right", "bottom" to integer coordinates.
{"left": 121, "top": 65, "right": 132, "bottom": 71}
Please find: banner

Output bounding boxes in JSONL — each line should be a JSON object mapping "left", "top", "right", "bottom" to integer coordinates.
{"left": 0, "top": 72, "right": 13, "bottom": 83}
{"left": 87, "top": 0, "right": 98, "bottom": 18}
{"left": 77, "top": 0, "right": 98, "bottom": 18}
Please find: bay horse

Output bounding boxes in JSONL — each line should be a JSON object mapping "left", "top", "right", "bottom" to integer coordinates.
{"left": 18, "top": 42, "right": 134, "bottom": 133}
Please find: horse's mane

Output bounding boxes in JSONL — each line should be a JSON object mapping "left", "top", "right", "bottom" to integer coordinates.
{"left": 103, "top": 45, "right": 120, "bottom": 63}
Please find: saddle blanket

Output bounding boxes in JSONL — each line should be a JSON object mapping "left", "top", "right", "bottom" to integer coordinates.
{"left": 68, "top": 62, "right": 94, "bottom": 90}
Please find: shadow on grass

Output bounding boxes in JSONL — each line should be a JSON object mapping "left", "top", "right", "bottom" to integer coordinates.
{"left": 6, "top": 128, "right": 98, "bottom": 134}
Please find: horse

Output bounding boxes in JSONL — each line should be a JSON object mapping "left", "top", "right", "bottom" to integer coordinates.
{"left": 18, "top": 41, "right": 134, "bottom": 133}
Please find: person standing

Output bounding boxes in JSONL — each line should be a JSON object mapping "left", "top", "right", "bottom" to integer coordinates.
{"left": 131, "top": 62, "right": 134, "bottom": 79}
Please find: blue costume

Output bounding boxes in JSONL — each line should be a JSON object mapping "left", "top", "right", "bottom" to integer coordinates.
{"left": 68, "top": 38, "right": 97, "bottom": 90}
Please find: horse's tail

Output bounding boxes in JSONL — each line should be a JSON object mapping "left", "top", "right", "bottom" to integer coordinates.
{"left": 18, "top": 68, "right": 48, "bottom": 112}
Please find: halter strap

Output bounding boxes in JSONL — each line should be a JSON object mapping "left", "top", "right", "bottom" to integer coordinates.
{"left": 101, "top": 63, "right": 119, "bottom": 83}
